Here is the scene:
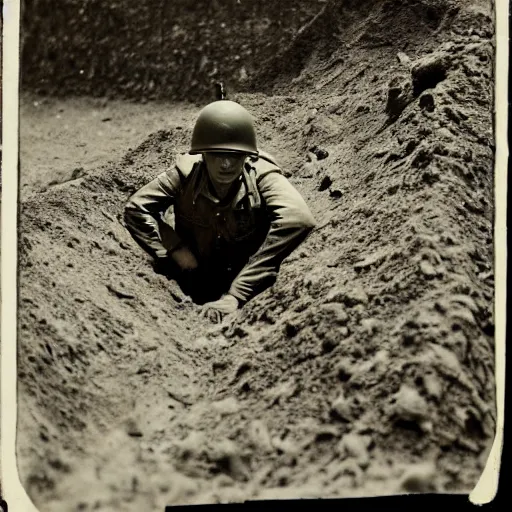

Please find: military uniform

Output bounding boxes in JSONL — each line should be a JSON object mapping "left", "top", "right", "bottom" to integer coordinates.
{"left": 124, "top": 150, "right": 316, "bottom": 304}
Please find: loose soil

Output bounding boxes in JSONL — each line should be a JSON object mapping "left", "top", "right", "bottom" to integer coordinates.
{"left": 16, "top": 0, "right": 496, "bottom": 510}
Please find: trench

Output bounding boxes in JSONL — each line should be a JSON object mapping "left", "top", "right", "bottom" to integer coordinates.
{"left": 16, "top": 1, "right": 497, "bottom": 510}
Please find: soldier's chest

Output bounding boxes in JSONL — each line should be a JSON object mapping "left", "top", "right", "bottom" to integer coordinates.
{"left": 175, "top": 193, "right": 264, "bottom": 241}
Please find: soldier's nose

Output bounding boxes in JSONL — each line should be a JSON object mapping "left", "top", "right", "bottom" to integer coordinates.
{"left": 220, "top": 158, "right": 232, "bottom": 170}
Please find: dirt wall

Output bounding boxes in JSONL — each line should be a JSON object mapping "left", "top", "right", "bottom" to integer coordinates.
{"left": 21, "top": 0, "right": 325, "bottom": 101}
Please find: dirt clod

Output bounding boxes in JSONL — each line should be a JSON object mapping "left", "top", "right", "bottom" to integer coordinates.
{"left": 392, "top": 385, "right": 431, "bottom": 432}
{"left": 399, "top": 462, "right": 438, "bottom": 493}
{"left": 326, "top": 286, "right": 369, "bottom": 307}
{"left": 330, "top": 394, "right": 353, "bottom": 422}
{"left": 319, "top": 303, "right": 349, "bottom": 324}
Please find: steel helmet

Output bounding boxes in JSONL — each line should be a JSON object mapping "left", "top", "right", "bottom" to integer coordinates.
{"left": 189, "top": 100, "right": 258, "bottom": 156}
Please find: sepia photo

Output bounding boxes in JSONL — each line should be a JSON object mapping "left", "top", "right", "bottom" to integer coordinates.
{"left": 1, "top": 0, "right": 507, "bottom": 510}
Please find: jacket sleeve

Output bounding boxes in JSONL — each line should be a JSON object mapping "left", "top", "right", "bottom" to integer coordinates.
{"left": 228, "top": 172, "right": 316, "bottom": 303}
{"left": 124, "top": 169, "right": 183, "bottom": 259}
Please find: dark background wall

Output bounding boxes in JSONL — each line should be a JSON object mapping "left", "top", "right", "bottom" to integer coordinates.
{"left": 20, "top": 0, "right": 325, "bottom": 101}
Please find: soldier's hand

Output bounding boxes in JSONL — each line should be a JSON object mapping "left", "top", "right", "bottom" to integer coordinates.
{"left": 171, "top": 246, "right": 199, "bottom": 271}
{"left": 201, "top": 294, "right": 240, "bottom": 323}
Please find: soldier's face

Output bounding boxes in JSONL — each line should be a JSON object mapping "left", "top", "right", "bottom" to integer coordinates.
{"left": 204, "top": 152, "right": 247, "bottom": 185}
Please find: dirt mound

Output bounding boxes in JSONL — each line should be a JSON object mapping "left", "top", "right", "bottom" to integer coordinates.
{"left": 17, "top": 0, "right": 496, "bottom": 509}
{"left": 250, "top": 0, "right": 488, "bottom": 93}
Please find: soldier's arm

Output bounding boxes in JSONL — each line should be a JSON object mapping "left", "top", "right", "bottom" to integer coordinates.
{"left": 124, "top": 169, "right": 183, "bottom": 259}
{"left": 228, "top": 172, "right": 316, "bottom": 304}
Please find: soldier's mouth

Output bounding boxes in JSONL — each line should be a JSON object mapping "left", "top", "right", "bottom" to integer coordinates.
{"left": 219, "top": 170, "right": 238, "bottom": 178}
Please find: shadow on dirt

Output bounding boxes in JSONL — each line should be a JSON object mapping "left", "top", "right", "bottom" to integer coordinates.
{"left": 152, "top": 259, "right": 232, "bottom": 306}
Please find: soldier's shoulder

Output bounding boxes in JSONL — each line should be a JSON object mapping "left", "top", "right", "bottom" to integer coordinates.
{"left": 247, "top": 149, "right": 282, "bottom": 181}
{"left": 175, "top": 153, "right": 203, "bottom": 177}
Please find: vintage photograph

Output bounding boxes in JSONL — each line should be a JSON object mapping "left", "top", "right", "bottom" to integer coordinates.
{"left": 2, "top": 0, "right": 505, "bottom": 510}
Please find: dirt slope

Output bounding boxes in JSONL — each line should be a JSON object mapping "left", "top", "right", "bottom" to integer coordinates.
{"left": 17, "top": 0, "right": 496, "bottom": 510}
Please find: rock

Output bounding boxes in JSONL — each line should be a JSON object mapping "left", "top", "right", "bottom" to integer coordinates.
{"left": 399, "top": 462, "right": 438, "bottom": 492}
{"left": 423, "top": 372, "right": 443, "bottom": 400}
{"left": 397, "top": 52, "right": 412, "bottom": 66}
{"left": 306, "top": 109, "right": 318, "bottom": 123}
{"left": 331, "top": 393, "right": 353, "bottom": 422}
{"left": 337, "top": 433, "right": 370, "bottom": 466}
{"left": 212, "top": 397, "right": 241, "bottom": 416}
{"left": 393, "top": 385, "right": 431, "bottom": 432}
{"left": 329, "top": 188, "right": 343, "bottom": 199}
{"left": 419, "top": 260, "right": 438, "bottom": 278}
{"left": 437, "top": 127, "right": 454, "bottom": 140}
{"left": 319, "top": 303, "right": 349, "bottom": 324}
{"left": 248, "top": 420, "right": 273, "bottom": 453}
{"left": 310, "top": 145, "right": 329, "bottom": 160}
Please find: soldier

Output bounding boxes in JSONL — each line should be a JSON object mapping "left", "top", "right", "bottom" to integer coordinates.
{"left": 124, "top": 100, "right": 316, "bottom": 323}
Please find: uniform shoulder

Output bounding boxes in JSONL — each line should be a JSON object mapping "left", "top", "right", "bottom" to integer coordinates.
{"left": 175, "top": 153, "right": 203, "bottom": 178}
{"left": 247, "top": 150, "right": 282, "bottom": 181}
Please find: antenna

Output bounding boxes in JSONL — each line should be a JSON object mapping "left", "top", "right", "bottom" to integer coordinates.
{"left": 214, "top": 82, "right": 227, "bottom": 100}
